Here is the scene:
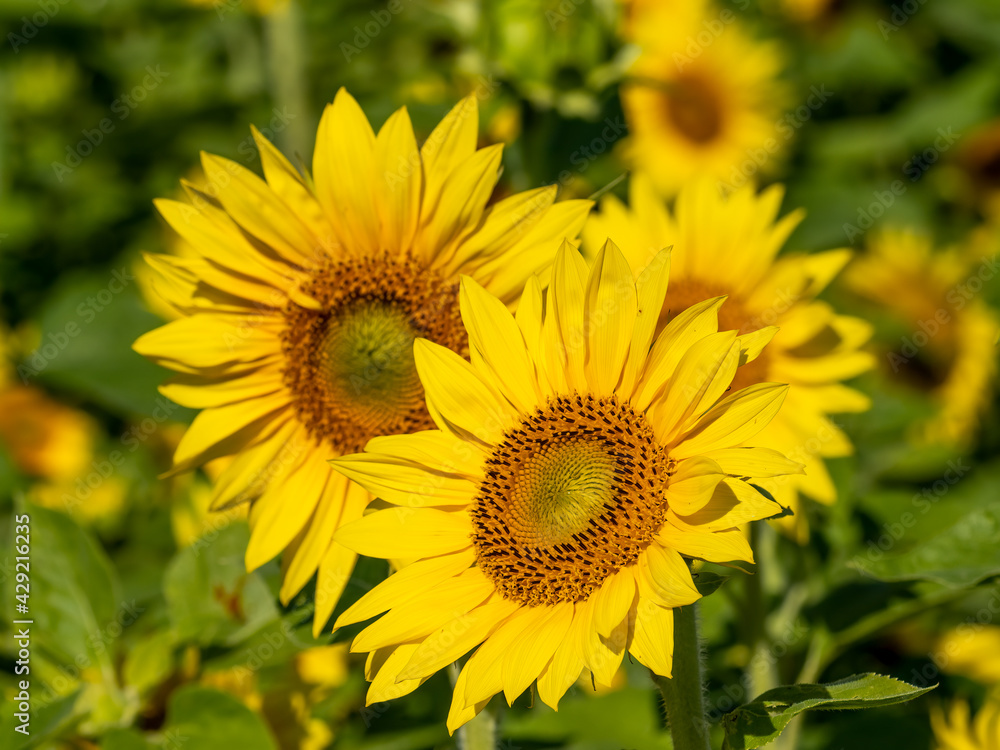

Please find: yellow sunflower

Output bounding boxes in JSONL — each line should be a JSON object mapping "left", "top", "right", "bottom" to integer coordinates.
{"left": 932, "top": 693, "right": 1000, "bottom": 750}
{"left": 330, "top": 240, "right": 800, "bottom": 730}
{"left": 620, "top": 0, "right": 789, "bottom": 196}
{"left": 134, "top": 89, "right": 592, "bottom": 635}
{"left": 844, "top": 227, "right": 999, "bottom": 447}
{"left": 583, "top": 176, "right": 873, "bottom": 541}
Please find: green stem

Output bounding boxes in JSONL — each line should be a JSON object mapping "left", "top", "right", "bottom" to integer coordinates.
{"left": 449, "top": 663, "right": 497, "bottom": 750}
{"left": 653, "top": 603, "right": 712, "bottom": 750}
{"left": 264, "top": 0, "right": 311, "bottom": 159}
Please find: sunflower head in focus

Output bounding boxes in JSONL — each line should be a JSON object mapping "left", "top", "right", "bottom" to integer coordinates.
{"left": 329, "top": 240, "right": 800, "bottom": 729}
{"left": 584, "top": 175, "right": 872, "bottom": 542}
{"left": 620, "top": 0, "right": 789, "bottom": 196}
{"left": 134, "top": 89, "right": 592, "bottom": 635}
{"left": 844, "top": 227, "right": 999, "bottom": 448}
{"left": 931, "top": 692, "right": 1000, "bottom": 750}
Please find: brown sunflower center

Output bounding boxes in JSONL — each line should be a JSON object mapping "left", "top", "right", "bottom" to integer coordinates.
{"left": 471, "top": 393, "right": 674, "bottom": 606}
{"left": 664, "top": 74, "right": 724, "bottom": 144}
{"left": 281, "top": 254, "right": 466, "bottom": 454}
{"left": 665, "top": 277, "right": 770, "bottom": 392}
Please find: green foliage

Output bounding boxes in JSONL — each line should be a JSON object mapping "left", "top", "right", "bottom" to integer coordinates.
{"left": 721, "top": 674, "right": 935, "bottom": 750}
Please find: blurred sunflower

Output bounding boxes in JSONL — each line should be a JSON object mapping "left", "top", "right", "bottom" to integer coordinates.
{"left": 620, "top": 0, "right": 788, "bottom": 196}
{"left": 330, "top": 240, "right": 798, "bottom": 729}
{"left": 956, "top": 118, "right": 1000, "bottom": 220}
{"left": 935, "top": 626, "right": 1000, "bottom": 686}
{"left": 931, "top": 692, "right": 1000, "bottom": 750}
{"left": 134, "top": 89, "right": 592, "bottom": 635}
{"left": 583, "top": 176, "right": 873, "bottom": 541}
{"left": 844, "top": 227, "right": 999, "bottom": 447}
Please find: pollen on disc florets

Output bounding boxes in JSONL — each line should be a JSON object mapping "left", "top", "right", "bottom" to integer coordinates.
{"left": 281, "top": 253, "right": 466, "bottom": 453}
{"left": 471, "top": 392, "right": 675, "bottom": 607}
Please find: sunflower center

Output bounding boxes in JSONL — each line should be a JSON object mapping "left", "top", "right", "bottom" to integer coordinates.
{"left": 664, "top": 74, "right": 724, "bottom": 144}
{"left": 471, "top": 393, "right": 674, "bottom": 606}
{"left": 281, "top": 254, "right": 466, "bottom": 454}
{"left": 665, "top": 277, "right": 770, "bottom": 392}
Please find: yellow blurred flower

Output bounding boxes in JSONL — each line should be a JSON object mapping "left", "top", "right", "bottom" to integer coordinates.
{"left": 0, "top": 384, "right": 96, "bottom": 480}
{"left": 620, "top": 0, "right": 789, "bottom": 196}
{"left": 845, "top": 227, "right": 1000, "bottom": 447}
{"left": 931, "top": 692, "right": 1000, "bottom": 750}
{"left": 936, "top": 626, "right": 1000, "bottom": 686}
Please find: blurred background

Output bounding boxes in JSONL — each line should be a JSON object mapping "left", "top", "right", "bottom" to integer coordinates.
{"left": 2, "top": 0, "right": 1000, "bottom": 748}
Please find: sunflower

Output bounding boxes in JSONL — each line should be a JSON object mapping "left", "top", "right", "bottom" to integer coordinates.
{"left": 134, "top": 89, "right": 592, "bottom": 635}
{"left": 844, "top": 227, "right": 999, "bottom": 447}
{"left": 329, "top": 240, "right": 800, "bottom": 729}
{"left": 620, "top": 0, "right": 789, "bottom": 196}
{"left": 583, "top": 176, "right": 872, "bottom": 541}
{"left": 931, "top": 693, "right": 1000, "bottom": 750}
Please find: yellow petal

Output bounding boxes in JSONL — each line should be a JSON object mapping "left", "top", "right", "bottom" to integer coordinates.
{"left": 619, "top": 246, "right": 672, "bottom": 398}
{"left": 245, "top": 451, "right": 326, "bottom": 570}
{"left": 313, "top": 542, "right": 358, "bottom": 637}
{"left": 335, "top": 507, "right": 472, "bottom": 558}
{"left": 653, "top": 331, "right": 738, "bottom": 442}
{"left": 633, "top": 296, "right": 725, "bottom": 412}
{"left": 374, "top": 106, "right": 421, "bottom": 254}
{"left": 460, "top": 276, "right": 540, "bottom": 412}
{"left": 171, "top": 398, "right": 292, "bottom": 473}
{"left": 657, "top": 520, "right": 755, "bottom": 564}
{"left": 335, "top": 548, "right": 475, "bottom": 628}
{"left": 549, "top": 240, "right": 590, "bottom": 390}
{"left": 312, "top": 88, "right": 378, "bottom": 255}
{"left": 584, "top": 239, "right": 637, "bottom": 395}
{"left": 366, "top": 644, "right": 426, "bottom": 705}
{"left": 665, "top": 456, "right": 726, "bottom": 515}
{"left": 330, "top": 451, "right": 479, "bottom": 508}
{"left": 636, "top": 545, "right": 701, "bottom": 608}
{"left": 591, "top": 568, "right": 637, "bottom": 638}
{"left": 413, "top": 338, "right": 515, "bottom": 444}
{"left": 421, "top": 96, "right": 479, "bottom": 219}
{"left": 501, "top": 604, "right": 573, "bottom": 704}
{"left": 672, "top": 383, "right": 789, "bottom": 458}
{"left": 351, "top": 568, "right": 494, "bottom": 652}
{"left": 535, "top": 608, "right": 586, "bottom": 710}
{"left": 629, "top": 599, "right": 674, "bottom": 678}
{"left": 398, "top": 596, "right": 519, "bottom": 681}
{"left": 701, "top": 447, "right": 804, "bottom": 479}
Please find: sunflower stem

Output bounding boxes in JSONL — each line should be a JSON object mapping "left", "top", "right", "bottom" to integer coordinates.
{"left": 264, "top": 0, "right": 311, "bottom": 159}
{"left": 654, "top": 603, "right": 712, "bottom": 750}
{"left": 456, "top": 702, "right": 497, "bottom": 750}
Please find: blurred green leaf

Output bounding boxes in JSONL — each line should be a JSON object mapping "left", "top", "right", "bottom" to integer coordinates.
{"left": 5, "top": 502, "right": 122, "bottom": 672}
{"left": 28, "top": 272, "right": 192, "bottom": 419}
{"left": 721, "top": 674, "right": 934, "bottom": 750}
{"left": 850, "top": 501, "right": 1000, "bottom": 587}
{"left": 122, "top": 630, "right": 175, "bottom": 696}
{"left": 161, "top": 686, "right": 277, "bottom": 750}
{"left": 693, "top": 571, "right": 730, "bottom": 597}
{"left": 0, "top": 689, "right": 82, "bottom": 750}
{"left": 100, "top": 728, "right": 156, "bottom": 750}
{"left": 504, "top": 687, "right": 670, "bottom": 750}
{"left": 163, "top": 521, "right": 278, "bottom": 647}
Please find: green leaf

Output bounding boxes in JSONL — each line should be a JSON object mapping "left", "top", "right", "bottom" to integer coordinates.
{"left": 0, "top": 689, "right": 82, "bottom": 750}
{"left": 27, "top": 271, "right": 193, "bottom": 419}
{"left": 161, "top": 686, "right": 277, "bottom": 750}
{"left": 850, "top": 501, "right": 1000, "bottom": 588}
{"left": 100, "top": 728, "right": 156, "bottom": 750}
{"left": 163, "top": 521, "right": 279, "bottom": 646}
{"left": 721, "top": 673, "right": 935, "bottom": 750}
{"left": 693, "top": 571, "right": 730, "bottom": 597}
{"left": 122, "top": 630, "right": 175, "bottom": 696}
{"left": 4, "top": 502, "right": 122, "bottom": 671}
